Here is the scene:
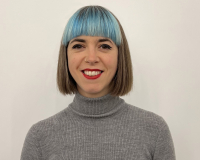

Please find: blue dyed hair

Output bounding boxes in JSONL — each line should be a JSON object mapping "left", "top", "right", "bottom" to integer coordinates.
{"left": 62, "top": 6, "right": 122, "bottom": 46}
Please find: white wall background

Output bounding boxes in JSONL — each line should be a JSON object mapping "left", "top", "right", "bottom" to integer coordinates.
{"left": 1, "top": 0, "right": 200, "bottom": 159}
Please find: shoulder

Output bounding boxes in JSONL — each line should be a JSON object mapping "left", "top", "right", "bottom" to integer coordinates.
{"left": 123, "top": 102, "right": 168, "bottom": 131}
{"left": 27, "top": 108, "right": 70, "bottom": 137}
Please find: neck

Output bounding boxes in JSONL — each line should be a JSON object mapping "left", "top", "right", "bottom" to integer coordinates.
{"left": 77, "top": 88, "right": 110, "bottom": 98}
{"left": 68, "top": 92, "right": 125, "bottom": 118}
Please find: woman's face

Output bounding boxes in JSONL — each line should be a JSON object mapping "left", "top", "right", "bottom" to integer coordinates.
{"left": 67, "top": 35, "right": 118, "bottom": 98}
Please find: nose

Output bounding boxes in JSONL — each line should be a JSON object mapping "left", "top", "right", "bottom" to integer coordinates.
{"left": 85, "top": 48, "right": 99, "bottom": 64}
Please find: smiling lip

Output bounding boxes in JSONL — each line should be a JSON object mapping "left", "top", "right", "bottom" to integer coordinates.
{"left": 82, "top": 71, "right": 103, "bottom": 79}
{"left": 82, "top": 68, "right": 103, "bottom": 72}
{"left": 81, "top": 68, "right": 104, "bottom": 80}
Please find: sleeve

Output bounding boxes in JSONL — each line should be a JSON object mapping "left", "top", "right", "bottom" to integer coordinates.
{"left": 20, "top": 124, "right": 43, "bottom": 160}
{"left": 153, "top": 118, "right": 176, "bottom": 160}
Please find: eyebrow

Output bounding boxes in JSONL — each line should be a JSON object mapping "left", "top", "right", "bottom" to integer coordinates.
{"left": 70, "top": 38, "right": 113, "bottom": 44}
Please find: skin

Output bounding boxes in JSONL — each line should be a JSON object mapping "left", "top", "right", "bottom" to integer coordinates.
{"left": 67, "top": 35, "right": 118, "bottom": 98}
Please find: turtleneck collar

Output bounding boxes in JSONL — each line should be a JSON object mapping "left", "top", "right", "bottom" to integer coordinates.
{"left": 67, "top": 92, "right": 125, "bottom": 118}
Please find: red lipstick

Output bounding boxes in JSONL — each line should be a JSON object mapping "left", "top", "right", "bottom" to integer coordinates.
{"left": 82, "top": 72, "right": 102, "bottom": 79}
{"left": 82, "top": 71, "right": 103, "bottom": 79}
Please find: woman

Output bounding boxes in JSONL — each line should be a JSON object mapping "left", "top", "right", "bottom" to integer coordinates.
{"left": 21, "top": 5, "right": 176, "bottom": 160}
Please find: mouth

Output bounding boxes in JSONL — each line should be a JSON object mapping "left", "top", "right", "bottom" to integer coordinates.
{"left": 81, "top": 70, "right": 104, "bottom": 79}
{"left": 81, "top": 70, "right": 104, "bottom": 76}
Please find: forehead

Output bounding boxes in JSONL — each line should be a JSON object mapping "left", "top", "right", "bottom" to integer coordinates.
{"left": 69, "top": 35, "right": 114, "bottom": 44}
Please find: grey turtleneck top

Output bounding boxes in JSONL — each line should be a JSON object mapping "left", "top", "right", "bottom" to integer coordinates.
{"left": 20, "top": 92, "right": 176, "bottom": 160}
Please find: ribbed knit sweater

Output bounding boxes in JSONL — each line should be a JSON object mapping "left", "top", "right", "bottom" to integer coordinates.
{"left": 20, "top": 92, "right": 176, "bottom": 160}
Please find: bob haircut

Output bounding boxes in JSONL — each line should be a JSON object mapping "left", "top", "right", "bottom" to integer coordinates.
{"left": 57, "top": 5, "right": 133, "bottom": 96}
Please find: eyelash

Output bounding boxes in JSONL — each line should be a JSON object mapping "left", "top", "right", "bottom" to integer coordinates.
{"left": 72, "top": 44, "right": 112, "bottom": 50}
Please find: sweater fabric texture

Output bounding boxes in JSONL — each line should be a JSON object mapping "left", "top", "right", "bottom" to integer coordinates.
{"left": 21, "top": 92, "right": 176, "bottom": 160}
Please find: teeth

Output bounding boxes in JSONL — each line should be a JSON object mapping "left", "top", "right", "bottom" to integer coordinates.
{"left": 83, "top": 71, "right": 102, "bottom": 76}
{"left": 89, "top": 71, "right": 92, "bottom": 76}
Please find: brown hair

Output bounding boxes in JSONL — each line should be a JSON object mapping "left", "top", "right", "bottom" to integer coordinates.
{"left": 57, "top": 6, "right": 133, "bottom": 96}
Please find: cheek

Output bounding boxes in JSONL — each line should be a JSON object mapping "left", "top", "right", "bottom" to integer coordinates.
{"left": 106, "top": 54, "right": 118, "bottom": 70}
{"left": 68, "top": 56, "right": 82, "bottom": 73}
{"left": 68, "top": 57, "right": 76, "bottom": 72}
{"left": 68, "top": 57, "right": 76, "bottom": 64}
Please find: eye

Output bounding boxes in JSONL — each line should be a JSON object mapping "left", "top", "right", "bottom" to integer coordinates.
{"left": 100, "top": 44, "right": 112, "bottom": 50}
{"left": 72, "top": 44, "right": 84, "bottom": 49}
